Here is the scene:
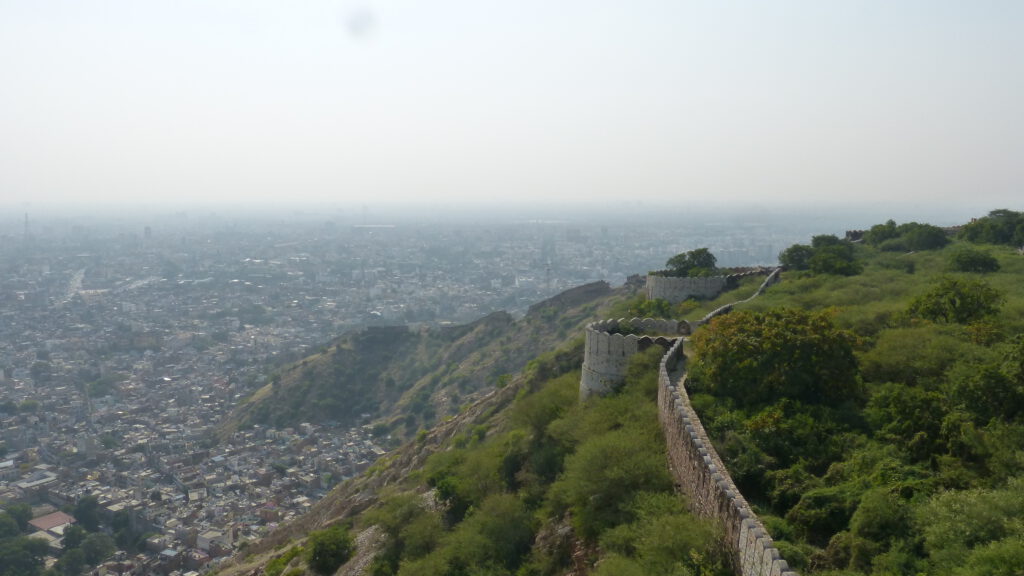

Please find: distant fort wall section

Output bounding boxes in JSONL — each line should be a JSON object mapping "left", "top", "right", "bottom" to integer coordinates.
{"left": 645, "top": 275, "right": 731, "bottom": 303}
{"left": 692, "top": 267, "right": 782, "bottom": 327}
{"left": 644, "top": 267, "right": 776, "bottom": 305}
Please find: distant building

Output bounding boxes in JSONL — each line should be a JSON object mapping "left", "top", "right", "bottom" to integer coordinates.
{"left": 29, "top": 510, "right": 76, "bottom": 535}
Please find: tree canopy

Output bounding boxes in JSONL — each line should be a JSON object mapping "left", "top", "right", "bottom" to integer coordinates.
{"left": 691, "top": 308, "right": 861, "bottom": 407}
{"left": 907, "top": 276, "right": 1004, "bottom": 324}
{"left": 779, "top": 235, "right": 862, "bottom": 276}
{"left": 959, "top": 209, "right": 1024, "bottom": 246}
{"left": 662, "top": 248, "right": 717, "bottom": 277}
{"left": 947, "top": 246, "right": 1001, "bottom": 273}
{"left": 305, "top": 525, "right": 353, "bottom": 575}
{"left": 864, "top": 220, "right": 950, "bottom": 251}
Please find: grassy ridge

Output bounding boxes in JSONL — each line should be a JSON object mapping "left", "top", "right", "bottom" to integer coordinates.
{"left": 683, "top": 238, "right": 1024, "bottom": 575}
{"left": 362, "top": 345, "right": 728, "bottom": 576}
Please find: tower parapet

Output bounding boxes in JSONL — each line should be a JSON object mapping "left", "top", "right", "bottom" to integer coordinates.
{"left": 579, "top": 317, "right": 686, "bottom": 399}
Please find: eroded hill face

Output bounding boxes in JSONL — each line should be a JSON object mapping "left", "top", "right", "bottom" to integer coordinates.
{"left": 220, "top": 281, "right": 616, "bottom": 444}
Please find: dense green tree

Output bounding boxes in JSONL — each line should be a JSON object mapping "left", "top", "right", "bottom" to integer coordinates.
{"left": 440, "top": 494, "right": 535, "bottom": 571}
{"left": 901, "top": 223, "right": 950, "bottom": 250}
{"left": 917, "top": 478, "right": 1024, "bottom": 572}
{"left": 61, "top": 525, "right": 87, "bottom": 550}
{"left": 663, "top": 248, "right": 717, "bottom": 277}
{"left": 907, "top": 277, "right": 1004, "bottom": 324}
{"left": 598, "top": 491, "right": 719, "bottom": 575}
{"left": 549, "top": 426, "right": 673, "bottom": 539}
{"left": 778, "top": 244, "right": 814, "bottom": 270}
{"left": 0, "top": 512, "right": 19, "bottom": 538}
{"left": 691, "top": 308, "right": 861, "bottom": 407}
{"left": 4, "top": 504, "right": 32, "bottom": 532}
{"left": 865, "top": 382, "right": 947, "bottom": 460}
{"left": 80, "top": 533, "right": 115, "bottom": 566}
{"left": 0, "top": 536, "right": 49, "bottom": 576}
{"left": 863, "top": 219, "right": 900, "bottom": 246}
{"left": 959, "top": 209, "right": 1024, "bottom": 246}
{"left": 811, "top": 234, "right": 844, "bottom": 248}
{"left": 947, "top": 247, "right": 1001, "bottom": 273}
{"left": 72, "top": 496, "right": 100, "bottom": 532}
{"left": 305, "top": 525, "right": 353, "bottom": 575}
{"left": 858, "top": 326, "right": 973, "bottom": 386}
{"left": 57, "top": 548, "right": 85, "bottom": 576}
{"left": 810, "top": 244, "right": 863, "bottom": 276}
{"left": 864, "top": 220, "right": 950, "bottom": 251}
{"left": 779, "top": 236, "right": 861, "bottom": 275}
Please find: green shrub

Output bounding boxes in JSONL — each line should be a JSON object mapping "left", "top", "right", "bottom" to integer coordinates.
{"left": 948, "top": 247, "right": 1001, "bottom": 273}
{"left": 305, "top": 525, "right": 353, "bottom": 576}
{"left": 907, "top": 276, "right": 1004, "bottom": 324}
{"left": 266, "top": 545, "right": 304, "bottom": 576}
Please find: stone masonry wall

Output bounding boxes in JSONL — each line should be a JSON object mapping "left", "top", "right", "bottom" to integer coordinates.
{"left": 657, "top": 340, "right": 797, "bottom": 576}
{"left": 645, "top": 275, "right": 730, "bottom": 303}
{"left": 579, "top": 268, "right": 795, "bottom": 574}
{"left": 694, "top": 267, "right": 782, "bottom": 327}
{"left": 645, "top": 267, "right": 777, "bottom": 305}
{"left": 578, "top": 317, "right": 683, "bottom": 400}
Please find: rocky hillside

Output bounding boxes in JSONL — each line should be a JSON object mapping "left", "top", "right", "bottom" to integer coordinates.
{"left": 219, "top": 281, "right": 617, "bottom": 445}
{"left": 218, "top": 212, "right": 1024, "bottom": 576}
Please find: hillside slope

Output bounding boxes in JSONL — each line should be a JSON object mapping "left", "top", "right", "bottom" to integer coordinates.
{"left": 219, "top": 216, "right": 1024, "bottom": 576}
{"left": 220, "top": 281, "right": 616, "bottom": 443}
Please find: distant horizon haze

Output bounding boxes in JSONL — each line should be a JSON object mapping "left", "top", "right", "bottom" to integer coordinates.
{"left": 1, "top": 1, "right": 1021, "bottom": 216}
{"left": 0, "top": 196, "right": 1011, "bottom": 235}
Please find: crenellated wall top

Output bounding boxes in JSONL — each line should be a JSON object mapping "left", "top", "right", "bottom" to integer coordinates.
{"left": 586, "top": 316, "right": 685, "bottom": 337}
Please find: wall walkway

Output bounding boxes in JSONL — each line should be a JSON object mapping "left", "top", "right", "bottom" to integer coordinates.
{"left": 658, "top": 341, "right": 797, "bottom": 576}
{"left": 580, "top": 267, "right": 796, "bottom": 575}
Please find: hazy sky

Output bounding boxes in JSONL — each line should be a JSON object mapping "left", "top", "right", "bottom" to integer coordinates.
{"left": 1, "top": 1, "right": 1021, "bottom": 216}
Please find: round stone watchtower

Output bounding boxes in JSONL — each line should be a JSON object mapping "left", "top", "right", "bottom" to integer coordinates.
{"left": 579, "top": 317, "right": 689, "bottom": 400}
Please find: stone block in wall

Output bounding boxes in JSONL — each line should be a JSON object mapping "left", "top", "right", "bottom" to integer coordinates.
{"left": 760, "top": 544, "right": 780, "bottom": 576}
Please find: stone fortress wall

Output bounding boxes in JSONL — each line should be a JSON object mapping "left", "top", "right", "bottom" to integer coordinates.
{"left": 645, "top": 267, "right": 776, "bottom": 304}
{"left": 579, "top": 317, "right": 686, "bottom": 399}
{"left": 580, "top": 267, "right": 795, "bottom": 575}
{"left": 658, "top": 341, "right": 796, "bottom": 576}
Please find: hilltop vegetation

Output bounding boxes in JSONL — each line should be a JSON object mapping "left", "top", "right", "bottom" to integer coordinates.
{"left": 224, "top": 343, "right": 731, "bottom": 576}
{"left": 678, "top": 220, "right": 1024, "bottom": 575}
{"left": 221, "top": 210, "right": 1024, "bottom": 576}
{"left": 221, "top": 282, "right": 615, "bottom": 443}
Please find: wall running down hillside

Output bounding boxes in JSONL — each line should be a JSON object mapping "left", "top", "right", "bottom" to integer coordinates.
{"left": 580, "top": 268, "right": 795, "bottom": 575}
{"left": 658, "top": 342, "right": 796, "bottom": 576}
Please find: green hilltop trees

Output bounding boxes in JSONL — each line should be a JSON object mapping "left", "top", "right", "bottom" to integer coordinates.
{"left": 304, "top": 525, "right": 353, "bottom": 576}
{"left": 779, "top": 235, "right": 862, "bottom": 276}
{"left": 682, "top": 216, "right": 1024, "bottom": 575}
{"left": 947, "top": 246, "right": 1001, "bottom": 273}
{"left": 863, "top": 220, "right": 950, "bottom": 251}
{"left": 907, "top": 276, "right": 1004, "bottom": 325}
{"left": 691, "top": 308, "right": 861, "bottom": 408}
{"left": 959, "top": 208, "right": 1024, "bottom": 246}
{"left": 661, "top": 248, "right": 717, "bottom": 277}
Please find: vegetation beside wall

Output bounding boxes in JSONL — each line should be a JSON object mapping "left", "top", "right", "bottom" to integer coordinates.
{"left": 683, "top": 228, "right": 1024, "bottom": 575}
{"left": 361, "top": 345, "right": 728, "bottom": 576}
